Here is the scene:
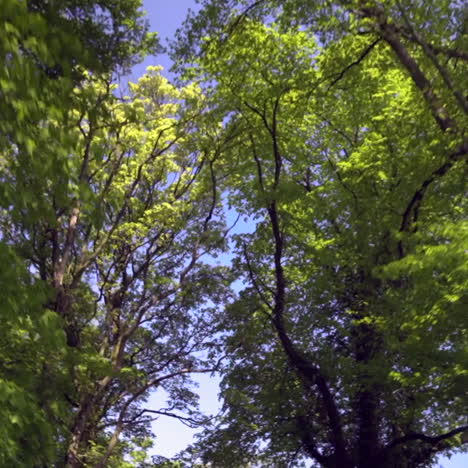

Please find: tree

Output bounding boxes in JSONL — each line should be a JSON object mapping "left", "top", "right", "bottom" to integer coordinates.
{"left": 1, "top": 2, "right": 233, "bottom": 466}
{"left": 2, "top": 1, "right": 467, "bottom": 466}
{"left": 1, "top": 63, "right": 232, "bottom": 467}
{"left": 173, "top": 1, "right": 467, "bottom": 466}
{"left": 0, "top": 0, "right": 157, "bottom": 184}
{"left": 0, "top": 2, "right": 157, "bottom": 465}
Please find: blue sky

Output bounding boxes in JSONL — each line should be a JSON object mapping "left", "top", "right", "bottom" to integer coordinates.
{"left": 135, "top": 1, "right": 467, "bottom": 466}
{"left": 128, "top": 0, "right": 200, "bottom": 82}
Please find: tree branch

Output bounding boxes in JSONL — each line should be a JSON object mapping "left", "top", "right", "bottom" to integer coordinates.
{"left": 383, "top": 424, "right": 468, "bottom": 453}
{"left": 396, "top": 2, "right": 468, "bottom": 115}
{"left": 327, "top": 38, "right": 381, "bottom": 89}
{"left": 398, "top": 140, "right": 467, "bottom": 257}
{"left": 360, "top": 5, "right": 457, "bottom": 133}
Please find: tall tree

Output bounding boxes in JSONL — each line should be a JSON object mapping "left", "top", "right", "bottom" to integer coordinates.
{"left": 174, "top": 2, "right": 467, "bottom": 467}
{"left": 0, "top": 2, "right": 213, "bottom": 466}
{"left": 1, "top": 64, "right": 231, "bottom": 467}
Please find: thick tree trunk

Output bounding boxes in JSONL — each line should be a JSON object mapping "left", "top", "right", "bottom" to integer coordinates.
{"left": 346, "top": 271, "right": 383, "bottom": 468}
{"left": 354, "top": 323, "right": 381, "bottom": 467}
{"left": 65, "top": 394, "right": 97, "bottom": 468}
{"left": 357, "top": 388, "right": 380, "bottom": 468}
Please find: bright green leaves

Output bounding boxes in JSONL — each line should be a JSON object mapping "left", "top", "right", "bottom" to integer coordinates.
{"left": 192, "top": 21, "right": 321, "bottom": 215}
{"left": 382, "top": 220, "right": 467, "bottom": 345}
{"left": 1, "top": 1, "right": 466, "bottom": 466}
{"left": 0, "top": 245, "right": 64, "bottom": 466}
{"left": 0, "top": 379, "right": 55, "bottom": 467}
{"left": 199, "top": 20, "right": 318, "bottom": 122}
{"left": 205, "top": 21, "right": 317, "bottom": 93}
{"left": 172, "top": 1, "right": 468, "bottom": 466}
{"left": 0, "top": 2, "right": 165, "bottom": 465}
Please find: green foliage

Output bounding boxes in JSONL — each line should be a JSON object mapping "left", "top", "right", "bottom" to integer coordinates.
{"left": 0, "top": 246, "right": 60, "bottom": 466}
{"left": 0, "top": 1, "right": 160, "bottom": 465}
{"left": 0, "top": 60, "right": 231, "bottom": 465}
{"left": 1, "top": 1, "right": 467, "bottom": 467}
{"left": 174, "top": 1, "right": 468, "bottom": 467}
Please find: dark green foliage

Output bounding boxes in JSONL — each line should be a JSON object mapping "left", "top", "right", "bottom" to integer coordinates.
{"left": 173, "top": 1, "right": 468, "bottom": 467}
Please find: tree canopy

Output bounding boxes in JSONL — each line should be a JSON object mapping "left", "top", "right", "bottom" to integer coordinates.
{"left": 0, "top": 1, "right": 466, "bottom": 467}
{"left": 174, "top": 1, "right": 467, "bottom": 467}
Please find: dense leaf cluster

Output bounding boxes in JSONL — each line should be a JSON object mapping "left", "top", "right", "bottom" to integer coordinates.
{"left": 0, "top": 1, "right": 466, "bottom": 467}
{"left": 174, "top": 1, "right": 467, "bottom": 467}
